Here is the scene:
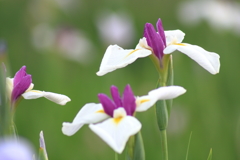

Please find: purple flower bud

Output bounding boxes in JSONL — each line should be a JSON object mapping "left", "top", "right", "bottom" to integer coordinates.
{"left": 143, "top": 18, "right": 166, "bottom": 60}
{"left": 11, "top": 66, "right": 32, "bottom": 103}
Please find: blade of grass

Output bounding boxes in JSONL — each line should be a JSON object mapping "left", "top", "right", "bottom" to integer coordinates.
{"left": 207, "top": 148, "right": 212, "bottom": 160}
{"left": 185, "top": 132, "right": 192, "bottom": 160}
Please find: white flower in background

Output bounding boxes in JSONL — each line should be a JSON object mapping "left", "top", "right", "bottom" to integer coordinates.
{"left": 62, "top": 85, "right": 186, "bottom": 153}
{"left": 31, "top": 24, "right": 94, "bottom": 64}
{"left": 32, "top": 23, "right": 55, "bottom": 50}
{"left": 7, "top": 66, "right": 71, "bottom": 106}
{"left": 178, "top": 0, "right": 240, "bottom": 35}
{"left": 96, "top": 11, "right": 136, "bottom": 47}
{"left": 56, "top": 27, "right": 94, "bottom": 64}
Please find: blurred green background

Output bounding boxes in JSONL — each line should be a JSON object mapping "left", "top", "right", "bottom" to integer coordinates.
{"left": 1, "top": 0, "right": 240, "bottom": 159}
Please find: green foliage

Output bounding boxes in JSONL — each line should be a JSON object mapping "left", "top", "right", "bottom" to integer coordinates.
{"left": 126, "top": 132, "right": 145, "bottom": 160}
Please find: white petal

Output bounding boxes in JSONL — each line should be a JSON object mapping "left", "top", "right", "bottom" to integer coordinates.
{"left": 6, "top": 78, "right": 13, "bottom": 99}
{"left": 175, "top": 44, "right": 220, "bottom": 74}
{"left": 136, "top": 86, "right": 186, "bottom": 112}
{"left": 22, "top": 90, "right": 71, "bottom": 105}
{"left": 26, "top": 83, "right": 34, "bottom": 92}
{"left": 89, "top": 116, "right": 141, "bottom": 153}
{"left": 96, "top": 45, "right": 151, "bottom": 76}
{"left": 135, "top": 37, "right": 152, "bottom": 50}
{"left": 62, "top": 103, "right": 109, "bottom": 136}
{"left": 164, "top": 30, "right": 185, "bottom": 44}
{"left": 163, "top": 45, "right": 179, "bottom": 54}
{"left": 22, "top": 90, "right": 44, "bottom": 99}
{"left": 42, "top": 91, "right": 71, "bottom": 105}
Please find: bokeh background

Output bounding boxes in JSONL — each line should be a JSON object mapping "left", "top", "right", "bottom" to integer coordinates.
{"left": 1, "top": 0, "right": 240, "bottom": 159}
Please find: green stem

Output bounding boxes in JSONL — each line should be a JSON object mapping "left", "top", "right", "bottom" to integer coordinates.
{"left": 115, "top": 152, "right": 118, "bottom": 160}
{"left": 160, "top": 130, "right": 168, "bottom": 160}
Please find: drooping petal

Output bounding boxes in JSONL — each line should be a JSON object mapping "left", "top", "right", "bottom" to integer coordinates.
{"left": 13, "top": 66, "right": 27, "bottom": 87}
{"left": 164, "top": 30, "right": 185, "bottom": 45}
{"left": 22, "top": 90, "right": 44, "bottom": 99}
{"left": 156, "top": 18, "right": 166, "bottom": 47}
{"left": 110, "top": 86, "right": 122, "bottom": 108}
{"left": 96, "top": 45, "right": 151, "bottom": 76}
{"left": 168, "top": 44, "right": 220, "bottom": 74}
{"left": 98, "top": 93, "right": 117, "bottom": 117}
{"left": 62, "top": 103, "right": 109, "bottom": 136}
{"left": 22, "top": 90, "right": 71, "bottom": 105}
{"left": 136, "top": 86, "right": 186, "bottom": 112}
{"left": 11, "top": 75, "right": 32, "bottom": 102}
{"left": 89, "top": 108, "right": 141, "bottom": 154}
{"left": 144, "top": 23, "right": 164, "bottom": 59}
{"left": 122, "top": 84, "right": 136, "bottom": 116}
{"left": 42, "top": 91, "right": 71, "bottom": 105}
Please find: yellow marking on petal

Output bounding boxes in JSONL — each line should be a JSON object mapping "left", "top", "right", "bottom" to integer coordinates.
{"left": 113, "top": 116, "right": 123, "bottom": 124}
{"left": 30, "top": 90, "right": 42, "bottom": 93}
{"left": 96, "top": 109, "right": 105, "bottom": 113}
{"left": 124, "top": 49, "right": 140, "bottom": 58}
{"left": 140, "top": 99, "right": 150, "bottom": 104}
{"left": 175, "top": 43, "right": 187, "bottom": 46}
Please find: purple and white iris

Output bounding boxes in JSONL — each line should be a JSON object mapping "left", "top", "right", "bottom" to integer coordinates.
{"left": 96, "top": 18, "right": 220, "bottom": 76}
{"left": 6, "top": 66, "right": 71, "bottom": 106}
{"left": 62, "top": 84, "right": 186, "bottom": 153}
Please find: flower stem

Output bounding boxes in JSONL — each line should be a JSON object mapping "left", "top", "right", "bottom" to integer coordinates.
{"left": 160, "top": 129, "right": 168, "bottom": 160}
{"left": 115, "top": 152, "right": 118, "bottom": 160}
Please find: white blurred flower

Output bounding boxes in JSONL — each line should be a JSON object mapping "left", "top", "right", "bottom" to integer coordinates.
{"left": 31, "top": 24, "right": 94, "bottom": 64}
{"left": 96, "top": 11, "right": 136, "bottom": 47}
{"left": 32, "top": 23, "right": 55, "bottom": 50}
{"left": 56, "top": 27, "right": 95, "bottom": 64}
{"left": 0, "top": 138, "right": 35, "bottom": 160}
{"left": 178, "top": 0, "right": 240, "bottom": 35}
{"left": 53, "top": 0, "right": 80, "bottom": 13}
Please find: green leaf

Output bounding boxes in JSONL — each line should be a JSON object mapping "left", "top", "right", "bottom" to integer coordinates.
{"left": 126, "top": 132, "right": 145, "bottom": 160}
{"left": 207, "top": 148, "right": 212, "bottom": 160}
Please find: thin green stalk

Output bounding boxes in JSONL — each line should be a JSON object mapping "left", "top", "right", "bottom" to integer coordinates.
{"left": 115, "top": 152, "right": 118, "bottom": 160}
{"left": 160, "top": 130, "right": 168, "bottom": 160}
{"left": 185, "top": 132, "right": 192, "bottom": 160}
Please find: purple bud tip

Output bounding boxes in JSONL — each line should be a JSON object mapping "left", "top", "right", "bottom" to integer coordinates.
{"left": 143, "top": 19, "right": 166, "bottom": 60}
{"left": 110, "top": 85, "right": 122, "bottom": 108}
{"left": 98, "top": 93, "right": 116, "bottom": 117}
{"left": 123, "top": 84, "right": 136, "bottom": 116}
{"left": 11, "top": 66, "right": 32, "bottom": 103}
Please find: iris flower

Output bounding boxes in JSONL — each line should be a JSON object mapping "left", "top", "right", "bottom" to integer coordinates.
{"left": 62, "top": 85, "right": 186, "bottom": 153}
{"left": 6, "top": 66, "right": 71, "bottom": 106}
{"left": 97, "top": 18, "right": 220, "bottom": 76}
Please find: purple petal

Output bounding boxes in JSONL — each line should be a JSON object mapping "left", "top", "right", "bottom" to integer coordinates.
{"left": 110, "top": 86, "right": 122, "bottom": 108}
{"left": 144, "top": 23, "right": 164, "bottom": 60}
{"left": 98, "top": 93, "right": 116, "bottom": 117}
{"left": 122, "top": 85, "right": 136, "bottom": 116}
{"left": 156, "top": 19, "right": 166, "bottom": 47}
{"left": 13, "top": 66, "right": 27, "bottom": 87}
{"left": 12, "top": 75, "right": 32, "bottom": 102}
